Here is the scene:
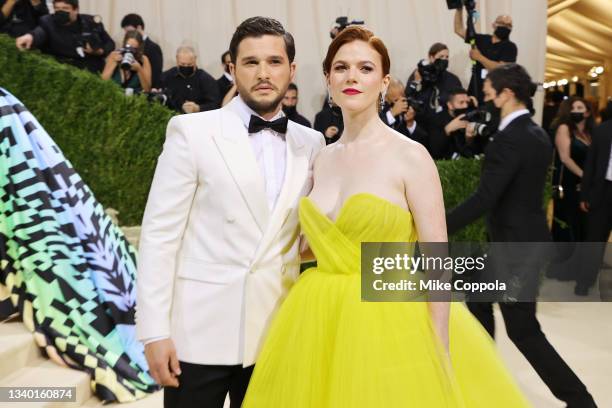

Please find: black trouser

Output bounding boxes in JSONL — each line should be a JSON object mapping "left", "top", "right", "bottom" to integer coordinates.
{"left": 577, "top": 181, "right": 612, "bottom": 290}
{"left": 164, "top": 362, "right": 254, "bottom": 408}
{"left": 467, "top": 302, "right": 596, "bottom": 408}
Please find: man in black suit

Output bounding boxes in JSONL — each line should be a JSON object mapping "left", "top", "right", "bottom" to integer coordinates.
{"left": 120, "top": 13, "right": 163, "bottom": 88}
{"left": 217, "top": 50, "right": 234, "bottom": 102}
{"left": 447, "top": 64, "right": 597, "bottom": 408}
{"left": 0, "top": 0, "right": 48, "bottom": 38}
{"left": 578, "top": 119, "right": 612, "bottom": 295}
{"left": 281, "top": 82, "right": 311, "bottom": 127}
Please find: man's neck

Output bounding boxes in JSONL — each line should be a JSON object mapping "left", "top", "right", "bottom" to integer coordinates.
{"left": 501, "top": 102, "right": 527, "bottom": 120}
{"left": 492, "top": 35, "right": 500, "bottom": 44}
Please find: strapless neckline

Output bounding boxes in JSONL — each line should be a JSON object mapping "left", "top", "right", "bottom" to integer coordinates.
{"left": 300, "top": 192, "right": 413, "bottom": 225}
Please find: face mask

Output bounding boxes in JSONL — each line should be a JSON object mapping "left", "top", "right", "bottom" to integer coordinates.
{"left": 282, "top": 105, "right": 297, "bottom": 116}
{"left": 570, "top": 112, "right": 585, "bottom": 123}
{"left": 434, "top": 58, "right": 449, "bottom": 73}
{"left": 454, "top": 107, "right": 469, "bottom": 116}
{"left": 53, "top": 10, "right": 71, "bottom": 26}
{"left": 484, "top": 100, "right": 501, "bottom": 116}
{"left": 494, "top": 26, "right": 511, "bottom": 41}
{"left": 179, "top": 66, "right": 195, "bottom": 77}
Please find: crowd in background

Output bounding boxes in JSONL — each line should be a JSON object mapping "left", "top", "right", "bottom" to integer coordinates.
{"left": 2, "top": 0, "right": 611, "bottom": 295}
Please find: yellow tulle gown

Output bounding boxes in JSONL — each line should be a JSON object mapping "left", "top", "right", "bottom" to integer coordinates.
{"left": 243, "top": 193, "right": 531, "bottom": 407}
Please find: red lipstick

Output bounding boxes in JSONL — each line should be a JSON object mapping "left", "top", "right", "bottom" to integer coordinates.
{"left": 342, "top": 88, "right": 362, "bottom": 95}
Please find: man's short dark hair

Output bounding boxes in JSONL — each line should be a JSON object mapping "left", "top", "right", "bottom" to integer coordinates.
{"left": 447, "top": 87, "right": 468, "bottom": 103}
{"left": 229, "top": 17, "right": 295, "bottom": 64}
{"left": 288, "top": 83, "right": 298, "bottom": 92}
{"left": 53, "top": 0, "right": 78, "bottom": 8}
{"left": 221, "top": 50, "right": 231, "bottom": 63}
{"left": 487, "top": 63, "right": 537, "bottom": 106}
{"left": 121, "top": 13, "right": 145, "bottom": 29}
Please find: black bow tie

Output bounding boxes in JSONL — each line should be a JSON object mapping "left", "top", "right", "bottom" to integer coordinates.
{"left": 248, "top": 115, "right": 288, "bottom": 134}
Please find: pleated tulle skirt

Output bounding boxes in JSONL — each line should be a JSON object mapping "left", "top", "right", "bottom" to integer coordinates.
{"left": 243, "top": 266, "right": 531, "bottom": 407}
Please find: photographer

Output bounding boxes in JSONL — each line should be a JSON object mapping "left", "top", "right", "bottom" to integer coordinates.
{"left": 15, "top": 0, "right": 114, "bottom": 73}
{"left": 382, "top": 78, "right": 428, "bottom": 147}
{"left": 314, "top": 101, "right": 343, "bottom": 145}
{"left": 120, "top": 13, "right": 163, "bottom": 89}
{"left": 282, "top": 83, "right": 311, "bottom": 128}
{"left": 101, "top": 30, "right": 151, "bottom": 94}
{"left": 405, "top": 42, "right": 462, "bottom": 132}
{"left": 0, "top": 0, "right": 48, "bottom": 38}
{"left": 160, "top": 45, "right": 220, "bottom": 114}
{"left": 453, "top": 2, "right": 517, "bottom": 103}
{"left": 430, "top": 88, "right": 481, "bottom": 159}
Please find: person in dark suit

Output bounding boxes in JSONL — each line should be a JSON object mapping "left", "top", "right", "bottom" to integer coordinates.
{"left": 0, "top": 0, "right": 48, "bottom": 38}
{"left": 120, "top": 13, "right": 164, "bottom": 89}
{"left": 282, "top": 82, "right": 311, "bottom": 127}
{"left": 314, "top": 103, "right": 343, "bottom": 145}
{"left": 217, "top": 50, "right": 234, "bottom": 102}
{"left": 447, "top": 64, "right": 597, "bottom": 408}
{"left": 160, "top": 45, "right": 220, "bottom": 114}
{"left": 578, "top": 119, "right": 612, "bottom": 296}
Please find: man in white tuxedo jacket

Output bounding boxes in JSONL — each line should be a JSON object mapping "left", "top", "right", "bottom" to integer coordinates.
{"left": 136, "top": 17, "right": 325, "bottom": 408}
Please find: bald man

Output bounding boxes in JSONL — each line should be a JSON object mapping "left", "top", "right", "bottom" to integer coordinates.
{"left": 160, "top": 45, "right": 220, "bottom": 114}
{"left": 454, "top": 10, "right": 517, "bottom": 103}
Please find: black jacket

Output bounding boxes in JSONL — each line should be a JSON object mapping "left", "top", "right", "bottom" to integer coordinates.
{"left": 314, "top": 106, "right": 343, "bottom": 144}
{"left": 144, "top": 37, "right": 163, "bottom": 88}
{"left": 581, "top": 120, "right": 612, "bottom": 210}
{"left": 30, "top": 14, "right": 114, "bottom": 73}
{"left": 447, "top": 114, "right": 552, "bottom": 242}
{"left": 216, "top": 75, "right": 233, "bottom": 102}
{"left": 161, "top": 67, "right": 220, "bottom": 113}
{"left": 0, "top": 0, "right": 48, "bottom": 37}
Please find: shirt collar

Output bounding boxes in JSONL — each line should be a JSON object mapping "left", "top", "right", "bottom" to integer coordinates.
{"left": 230, "top": 95, "right": 285, "bottom": 134}
{"left": 498, "top": 109, "right": 530, "bottom": 131}
{"left": 407, "top": 121, "right": 417, "bottom": 134}
{"left": 223, "top": 72, "right": 233, "bottom": 82}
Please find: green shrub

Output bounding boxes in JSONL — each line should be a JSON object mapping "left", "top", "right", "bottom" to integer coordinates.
{"left": 1, "top": 34, "right": 493, "bottom": 240}
{"left": 0, "top": 34, "right": 175, "bottom": 225}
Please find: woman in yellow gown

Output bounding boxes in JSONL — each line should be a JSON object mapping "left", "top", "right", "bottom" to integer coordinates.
{"left": 243, "top": 26, "right": 531, "bottom": 407}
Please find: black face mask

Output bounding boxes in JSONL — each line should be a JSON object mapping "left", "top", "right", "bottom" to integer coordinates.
{"left": 570, "top": 112, "right": 585, "bottom": 124}
{"left": 52, "top": 10, "right": 71, "bottom": 26}
{"left": 484, "top": 100, "right": 501, "bottom": 116}
{"left": 282, "top": 105, "right": 297, "bottom": 116}
{"left": 179, "top": 66, "right": 195, "bottom": 77}
{"left": 494, "top": 26, "right": 511, "bottom": 41}
{"left": 454, "top": 107, "right": 469, "bottom": 116}
{"left": 434, "top": 58, "right": 449, "bottom": 73}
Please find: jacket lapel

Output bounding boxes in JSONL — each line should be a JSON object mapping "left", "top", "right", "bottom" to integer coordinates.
{"left": 253, "top": 122, "right": 309, "bottom": 261}
{"left": 213, "top": 107, "right": 270, "bottom": 233}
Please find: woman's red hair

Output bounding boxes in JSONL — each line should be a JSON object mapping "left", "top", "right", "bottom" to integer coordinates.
{"left": 323, "top": 26, "right": 390, "bottom": 76}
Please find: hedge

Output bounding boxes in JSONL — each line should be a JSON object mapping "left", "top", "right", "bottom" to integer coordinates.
{"left": 0, "top": 34, "right": 489, "bottom": 240}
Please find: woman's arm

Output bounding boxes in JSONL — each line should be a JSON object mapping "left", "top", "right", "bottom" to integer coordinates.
{"left": 135, "top": 55, "right": 152, "bottom": 92}
{"left": 555, "top": 124, "right": 583, "bottom": 178}
{"left": 402, "top": 142, "right": 450, "bottom": 352}
{"left": 101, "top": 50, "right": 121, "bottom": 81}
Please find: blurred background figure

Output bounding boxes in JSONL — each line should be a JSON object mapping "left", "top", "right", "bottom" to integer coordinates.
{"left": 282, "top": 82, "right": 311, "bottom": 127}
{"left": 120, "top": 13, "right": 163, "bottom": 88}
{"left": 101, "top": 30, "right": 152, "bottom": 94}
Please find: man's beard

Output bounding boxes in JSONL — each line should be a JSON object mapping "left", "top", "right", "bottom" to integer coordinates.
{"left": 241, "top": 89, "right": 286, "bottom": 116}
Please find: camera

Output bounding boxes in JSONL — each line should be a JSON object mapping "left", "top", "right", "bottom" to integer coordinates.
{"left": 404, "top": 81, "right": 425, "bottom": 114}
{"left": 147, "top": 89, "right": 170, "bottom": 106}
{"left": 446, "top": 0, "right": 476, "bottom": 11}
{"left": 416, "top": 59, "right": 447, "bottom": 85}
{"left": 330, "top": 16, "right": 365, "bottom": 39}
{"left": 79, "top": 15, "right": 105, "bottom": 50}
{"left": 465, "top": 109, "right": 494, "bottom": 137}
{"left": 119, "top": 45, "right": 136, "bottom": 70}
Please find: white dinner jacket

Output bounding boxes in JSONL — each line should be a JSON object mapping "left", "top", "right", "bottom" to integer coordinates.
{"left": 136, "top": 98, "right": 325, "bottom": 366}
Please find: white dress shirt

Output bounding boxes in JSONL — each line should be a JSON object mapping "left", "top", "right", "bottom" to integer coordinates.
{"left": 232, "top": 96, "right": 287, "bottom": 211}
{"left": 498, "top": 108, "right": 530, "bottom": 131}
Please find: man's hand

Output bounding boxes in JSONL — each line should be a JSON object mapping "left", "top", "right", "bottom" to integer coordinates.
{"left": 16, "top": 34, "right": 33, "bottom": 50}
{"left": 468, "top": 96, "right": 479, "bottom": 108}
{"left": 84, "top": 43, "right": 104, "bottom": 56}
{"left": 390, "top": 97, "right": 409, "bottom": 117}
{"left": 108, "top": 50, "right": 122, "bottom": 63}
{"left": 469, "top": 47, "right": 484, "bottom": 63}
{"left": 30, "top": 0, "right": 43, "bottom": 6}
{"left": 580, "top": 201, "right": 589, "bottom": 213}
{"left": 182, "top": 101, "right": 200, "bottom": 114}
{"left": 444, "top": 114, "right": 467, "bottom": 135}
{"left": 324, "top": 126, "right": 339, "bottom": 139}
{"left": 144, "top": 338, "right": 181, "bottom": 387}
